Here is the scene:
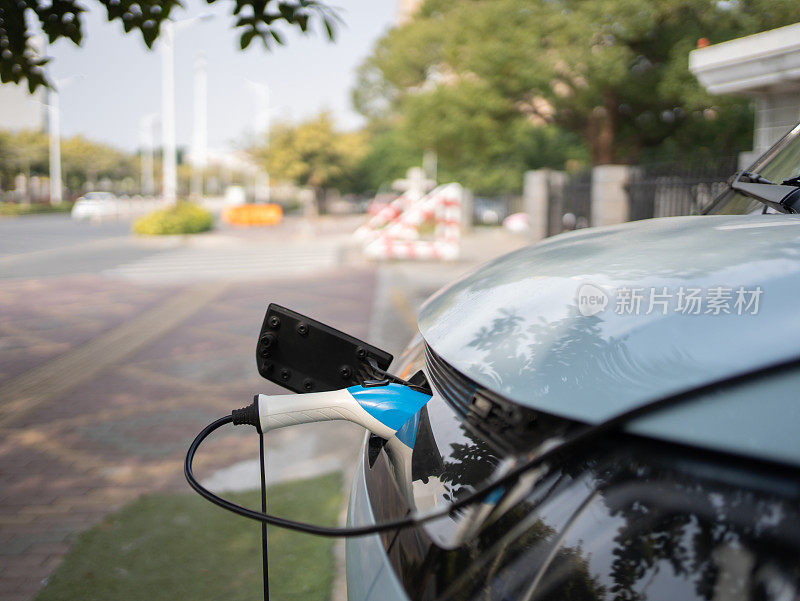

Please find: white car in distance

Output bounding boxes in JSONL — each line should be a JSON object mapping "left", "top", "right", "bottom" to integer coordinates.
{"left": 70, "top": 192, "right": 119, "bottom": 221}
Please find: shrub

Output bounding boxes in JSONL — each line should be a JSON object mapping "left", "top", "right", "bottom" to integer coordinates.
{"left": 132, "top": 202, "right": 213, "bottom": 235}
{"left": 0, "top": 202, "right": 73, "bottom": 216}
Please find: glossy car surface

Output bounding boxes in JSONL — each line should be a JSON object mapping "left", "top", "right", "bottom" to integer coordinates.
{"left": 346, "top": 129, "right": 800, "bottom": 601}
{"left": 419, "top": 214, "right": 800, "bottom": 466}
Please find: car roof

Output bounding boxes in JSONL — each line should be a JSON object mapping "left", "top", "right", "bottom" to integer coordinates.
{"left": 419, "top": 214, "right": 800, "bottom": 466}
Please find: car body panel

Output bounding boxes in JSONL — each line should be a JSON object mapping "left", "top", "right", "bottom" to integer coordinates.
{"left": 346, "top": 435, "right": 410, "bottom": 601}
{"left": 349, "top": 396, "right": 800, "bottom": 601}
{"left": 419, "top": 214, "right": 800, "bottom": 464}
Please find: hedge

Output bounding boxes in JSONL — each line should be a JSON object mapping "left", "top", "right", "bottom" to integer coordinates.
{"left": 132, "top": 202, "right": 213, "bottom": 235}
{"left": 0, "top": 202, "right": 73, "bottom": 216}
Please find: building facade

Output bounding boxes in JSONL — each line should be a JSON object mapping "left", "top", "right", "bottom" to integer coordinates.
{"left": 690, "top": 22, "right": 800, "bottom": 166}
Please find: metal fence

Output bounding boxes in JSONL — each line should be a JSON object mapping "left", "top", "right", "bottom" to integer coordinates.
{"left": 626, "top": 158, "right": 739, "bottom": 220}
{"left": 546, "top": 171, "right": 592, "bottom": 236}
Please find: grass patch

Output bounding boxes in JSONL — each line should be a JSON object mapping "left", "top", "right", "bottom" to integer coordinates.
{"left": 0, "top": 202, "right": 73, "bottom": 216}
{"left": 37, "top": 473, "right": 342, "bottom": 601}
{"left": 132, "top": 202, "right": 214, "bottom": 235}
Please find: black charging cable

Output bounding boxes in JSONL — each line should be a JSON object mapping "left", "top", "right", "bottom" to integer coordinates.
{"left": 185, "top": 353, "right": 800, "bottom": 539}
{"left": 258, "top": 429, "right": 269, "bottom": 601}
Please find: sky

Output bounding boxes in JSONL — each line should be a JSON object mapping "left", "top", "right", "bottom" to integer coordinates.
{"left": 47, "top": 0, "right": 396, "bottom": 152}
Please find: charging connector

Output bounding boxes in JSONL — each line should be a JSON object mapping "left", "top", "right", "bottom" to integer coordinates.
{"left": 229, "top": 384, "right": 431, "bottom": 441}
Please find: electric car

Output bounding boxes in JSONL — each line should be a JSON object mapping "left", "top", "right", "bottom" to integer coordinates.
{"left": 345, "top": 124, "right": 800, "bottom": 600}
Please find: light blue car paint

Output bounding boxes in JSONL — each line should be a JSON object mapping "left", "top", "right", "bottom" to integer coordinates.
{"left": 346, "top": 434, "right": 411, "bottom": 601}
{"left": 418, "top": 214, "right": 800, "bottom": 466}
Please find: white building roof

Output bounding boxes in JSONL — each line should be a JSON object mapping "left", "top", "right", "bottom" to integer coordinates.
{"left": 689, "top": 22, "right": 800, "bottom": 95}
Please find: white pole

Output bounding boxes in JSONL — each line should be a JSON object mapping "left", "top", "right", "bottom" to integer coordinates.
{"left": 424, "top": 150, "right": 437, "bottom": 184}
{"left": 47, "top": 88, "right": 62, "bottom": 205}
{"left": 191, "top": 52, "right": 207, "bottom": 199}
{"left": 161, "top": 21, "right": 177, "bottom": 204}
{"left": 255, "top": 171, "right": 269, "bottom": 204}
{"left": 248, "top": 80, "right": 271, "bottom": 203}
{"left": 263, "top": 90, "right": 270, "bottom": 203}
{"left": 139, "top": 115, "right": 156, "bottom": 196}
{"left": 252, "top": 84, "right": 270, "bottom": 138}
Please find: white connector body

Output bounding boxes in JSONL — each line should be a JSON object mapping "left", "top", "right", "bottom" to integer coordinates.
{"left": 256, "top": 383, "right": 431, "bottom": 442}
{"left": 256, "top": 388, "right": 393, "bottom": 438}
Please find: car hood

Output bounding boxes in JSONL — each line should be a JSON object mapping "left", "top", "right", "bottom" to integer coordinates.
{"left": 419, "top": 215, "right": 800, "bottom": 465}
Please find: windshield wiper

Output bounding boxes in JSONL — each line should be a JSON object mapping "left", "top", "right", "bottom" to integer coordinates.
{"left": 782, "top": 174, "right": 800, "bottom": 187}
{"left": 739, "top": 171, "right": 775, "bottom": 185}
{"left": 731, "top": 170, "right": 800, "bottom": 213}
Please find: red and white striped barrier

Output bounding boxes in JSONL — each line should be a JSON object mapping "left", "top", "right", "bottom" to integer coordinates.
{"left": 353, "top": 190, "right": 417, "bottom": 244}
{"left": 361, "top": 184, "right": 463, "bottom": 261}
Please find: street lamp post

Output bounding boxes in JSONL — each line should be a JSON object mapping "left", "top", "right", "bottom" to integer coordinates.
{"left": 46, "top": 75, "right": 81, "bottom": 205}
{"left": 47, "top": 87, "right": 62, "bottom": 205}
{"left": 160, "top": 14, "right": 213, "bottom": 204}
{"left": 161, "top": 20, "right": 177, "bottom": 204}
{"left": 139, "top": 114, "right": 158, "bottom": 197}
{"left": 191, "top": 52, "right": 208, "bottom": 199}
{"left": 247, "top": 80, "right": 271, "bottom": 203}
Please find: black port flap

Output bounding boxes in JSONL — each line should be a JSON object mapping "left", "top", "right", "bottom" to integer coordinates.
{"left": 256, "top": 303, "right": 394, "bottom": 393}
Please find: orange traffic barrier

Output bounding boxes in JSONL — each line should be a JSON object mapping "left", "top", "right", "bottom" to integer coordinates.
{"left": 222, "top": 203, "right": 283, "bottom": 226}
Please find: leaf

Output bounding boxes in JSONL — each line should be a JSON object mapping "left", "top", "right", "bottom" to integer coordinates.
{"left": 143, "top": 26, "right": 159, "bottom": 47}
{"left": 240, "top": 29, "right": 257, "bottom": 49}
{"left": 232, "top": 0, "right": 249, "bottom": 15}
{"left": 235, "top": 15, "right": 259, "bottom": 28}
{"left": 323, "top": 17, "right": 334, "bottom": 40}
{"left": 27, "top": 70, "right": 50, "bottom": 93}
{"left": 278, "top": 2, "right": 295, "bottom": 20}
{"left": 0, "top": 0, "right": 347, "bottom": 93}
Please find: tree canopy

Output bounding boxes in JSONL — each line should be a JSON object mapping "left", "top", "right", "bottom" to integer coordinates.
{"left": 0, "top": 0, "right": 339, "bottom": 92}
{"left": 60, "top": 135, "right": 137, "bottom": 189}
{"left": 0, "top": 129, "right": 137, "bottom": 194}
{"left": 355, "top": 0, "right": 799, "bottom": 173}
{"left": 248, "top": 111, "right": 368, "bottom": 208}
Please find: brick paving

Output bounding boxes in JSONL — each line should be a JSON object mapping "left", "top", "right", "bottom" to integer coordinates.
{"left": 0, "top": 267, "right": 378, "bottom": 601}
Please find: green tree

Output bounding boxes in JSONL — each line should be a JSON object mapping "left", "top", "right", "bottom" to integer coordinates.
{"left": 0, "top": 129, "right": 136, "bottom": 198}
{"left": 0, "top": 0, "right": 339, "bottom": 92}
{"left": 61, "top": 135, "right": 137, "bottom": 193}
{"left": 356, "top": 0, "right": 799, "bottom": 167}
{"left": 355, "top": 66, "right": 587, "bottom": 193}
{"left": 250, "top": 112, "right": 368, "bottom": 212}
{"left": 353, "top": 121, "right": 421, "bottom": 193}
{"left": 398, "top": 78, "right": 586, "bottom": 193}
{"left": 0, "top": 129, "right": 48, "bottom": 191}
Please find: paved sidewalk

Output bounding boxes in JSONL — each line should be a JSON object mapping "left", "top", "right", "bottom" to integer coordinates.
{"left": 0, "top": 267, "right": 378, "bottom": 601}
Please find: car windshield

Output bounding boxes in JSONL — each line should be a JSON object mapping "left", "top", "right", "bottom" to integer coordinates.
{"left": 706, "top": 122, "right": 800, "bottom": 214}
